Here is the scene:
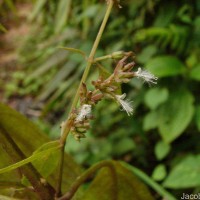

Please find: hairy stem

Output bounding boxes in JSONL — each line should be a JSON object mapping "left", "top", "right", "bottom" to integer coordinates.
{"left": 58, "top": 160, "right": 118, "bottom": 200}
{"left": 56, "top": 1, "right": 114, "bottom": 197}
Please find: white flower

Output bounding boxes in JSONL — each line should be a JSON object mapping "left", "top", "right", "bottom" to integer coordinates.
{"left": 135, "top": 67, "right": 158, "bottom": 85}
{"left": 115, "top": 94, "right": 134, "bottom": 116}
{"left": 76, "top": 104, "right": 92, "bottom": 122}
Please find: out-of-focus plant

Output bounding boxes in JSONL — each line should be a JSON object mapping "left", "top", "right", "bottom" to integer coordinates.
{"left": 0, "top": 0, "right": 16, "bottom": 15}
{"left": 0, "top": 23, "right": 7, "bottom": 32}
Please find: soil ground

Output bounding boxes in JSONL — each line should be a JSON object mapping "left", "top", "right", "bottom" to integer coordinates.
{"left": 0, "top": 3, "right": 32, "bottom": 110}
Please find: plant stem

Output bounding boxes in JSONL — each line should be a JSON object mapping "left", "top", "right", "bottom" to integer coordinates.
{"left": 68, "top": 0, "right": 114, "bottom": 116}
{"left": 56, "top": 1, "right": 114, "bottom": 197}
{"left": 57, "top": 160, "right": 117, "bottom": 200}
{"left": 120, "top": 162, "right": 176, "bottom": 200}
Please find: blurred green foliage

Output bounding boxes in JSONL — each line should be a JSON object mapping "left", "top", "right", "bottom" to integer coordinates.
{"left": 4, "top": 0, "right": 200, "bottom": 198}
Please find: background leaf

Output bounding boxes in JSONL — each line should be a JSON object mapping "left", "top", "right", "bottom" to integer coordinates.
{"left": 164, "top": 155, "right": 200, "bottom": 188}
{"left": 28, "top": 0, "right": 48, "bottom": 21}
{"left": 143, "top": 111, "right": 158, "bottom": 131}
{"left": 155, "top": 141, "right": 171, "bottom": 160}
{"left": 55, "top": 0, "right": 72, "bottom": 33}
{"left": 146, "top": 56, "right": 185, "bottom": 77}
{"left": 195, "top": 106, "right": 200, "bottom": 131}
{"left": 158, "top": 89, "right": 194, "bottom": 143}
{"left": 81, "top": 161, "right": 155, "bottom": 200}
{"left": 189, "top": 64, "right": 200, "bottom": 81}
{"left": 152, "top": 164, "right": 167, "bottom": 181}
{"left": 144, "top": 87, "right": 169, "bottom": 110}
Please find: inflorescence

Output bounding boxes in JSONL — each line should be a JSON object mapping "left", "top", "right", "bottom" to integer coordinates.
{"left": 67, "top": 51, "right": 157, "bottom": 141}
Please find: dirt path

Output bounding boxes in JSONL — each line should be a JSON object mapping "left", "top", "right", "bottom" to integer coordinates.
{"left": 0, "top": 3, "right": 32, "bottom": 104}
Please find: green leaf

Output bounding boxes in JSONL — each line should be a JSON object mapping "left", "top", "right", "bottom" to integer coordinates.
{"left": 55, "top": 0, "right": 72, "bottom": 33}
{"left": 0, "top": 146, "right": 20, "bottom": 188}
{"left": 164, "top": 155, "right": 200, "bottom": 188}
{"left": 82, "top": 161, "right": 154, "bottom": 200}
{"left": 0, "top": 141, "right": 60, "bottom": 175}
{"left": 158, "top": 89, "right": 194, "bottom": 143}
{"left": 155, "top": 141, "right": 171, "bottom": 160}
{"left": 113, "top": 138, "right": 135, "bottom": 156}
{"left": 121, "top": 162, "right": 176, "bottom": 200}
{"left": 146, "top": 56, "right": 185, "bottom": 77}
{"left": 27, "top": 50, "right": 68, "bottom": 81}
{"left": 0, "top": 103, "right": 82, "bottom": 194}
{"left": 144, "top": 87, "right": 169, "bottom": 110}
{"left": 79, "top": 5, "right": 100, "bottom": 19}
{"left": 32, "top": 141, "right": 61, "bottom": 178}
{"left": 152, "top": 164, "right": 167, "bottom": 181}
{"left": 190, "top": 64, "right": 200, "bottom": 81}
{"left": 195, "top": 106, "right": 200, "bottom": 131}
{"left": 137, "top": 45, "right": 157, "bottom": 64}
{"left": 59, "top": 47, "right": 86, "bottom": 59}
{"left": 37, "top": 61, "right": 77, "bottom": 101}
{"left": 143, "top": 111, "right": 158, "bottom": 131}
{"left": 29, "top": 0, "right": 48, "bottom": 21}
{"left": 153, "top": 2, "right": 176, "bottom": 27}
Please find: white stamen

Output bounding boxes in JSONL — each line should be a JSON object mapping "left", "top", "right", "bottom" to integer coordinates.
{"left": 76, "top": 104, "right": 92, "bottom": 122}
{"left": 135, "top": 67, "right": 158, "bottom": 85}
{"left": 115, "top": 94, "right": 134, "bottom": 116}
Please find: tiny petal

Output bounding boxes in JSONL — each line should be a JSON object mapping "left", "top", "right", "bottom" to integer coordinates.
{"left": 76, "top": 104, "right": 92, "bottom": 122}
{"left": 115, "top": 94, "right": 134, "bottom": 116}
{"left": 135, "top": 67, "right": 158, "bottom": 85}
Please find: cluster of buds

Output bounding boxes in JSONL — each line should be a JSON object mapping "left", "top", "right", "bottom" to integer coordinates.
{"left": 69, "top": 51, "right": 158, "bottom": 141}
{"left": 92, "top": 52, "right": 134, "bottom": 96}
{"left": 113, "top": 53, "right": 135, "bottom": 83}
{"left": 70, "top": 104, "right": 92, "bottom": 141}
{"left": 79, "top": 83, "right": 103, "bottom": 106}
{"left": 68, "top": 84, "right": 104, "bottom": 141}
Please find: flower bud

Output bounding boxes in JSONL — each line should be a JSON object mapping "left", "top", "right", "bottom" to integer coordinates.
{"left": 111, "top": 51, "right": 124, "bottom": 59}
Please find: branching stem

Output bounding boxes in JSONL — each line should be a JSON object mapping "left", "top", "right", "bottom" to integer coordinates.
{"left": 56, "top": 1, "right": 114, "bottom": 197}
